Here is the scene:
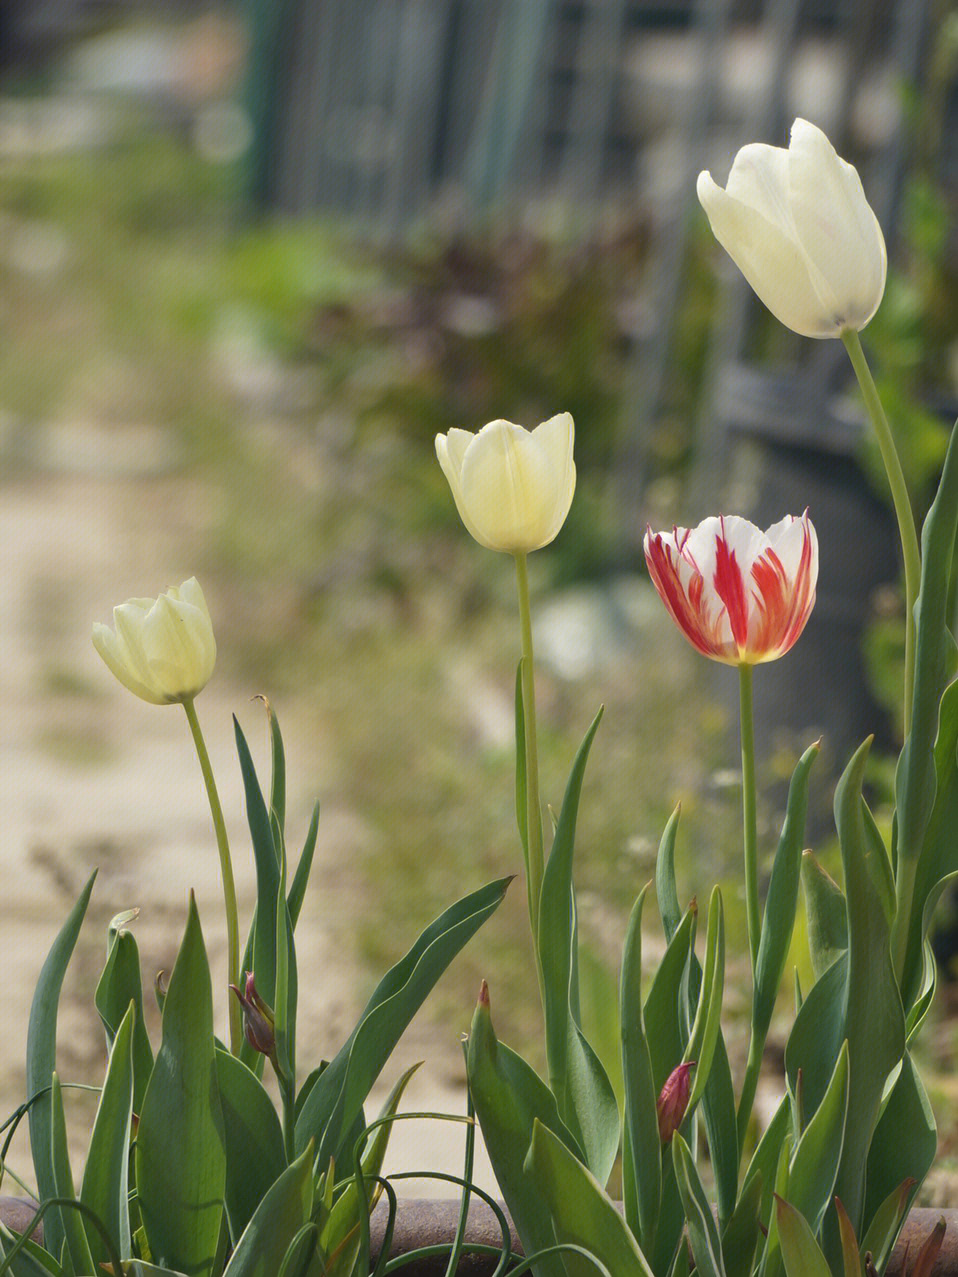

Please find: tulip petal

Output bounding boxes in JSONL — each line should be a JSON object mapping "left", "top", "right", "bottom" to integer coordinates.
{"left": 436, "top": 430, "right": 490, "bottom": 549}
{"left": 459, "top": 421, "right": 560, "bottom": 552}
{"left": 92, "top": 621, "right": 167, "bottom": 704}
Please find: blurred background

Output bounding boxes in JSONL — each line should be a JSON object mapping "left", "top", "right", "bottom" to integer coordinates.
{"left": 0, "top": 0, "right": 957, "bottom": 1192}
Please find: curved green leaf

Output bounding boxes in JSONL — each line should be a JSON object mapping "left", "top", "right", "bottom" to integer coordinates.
{"left": 287, "top": 803, "right": 319, "bottom": 930}
{"left": 135, "top": 895, "right": 225, "bottom": 1277}
{"left": 295, "top": 875, "right": 510, "bottom": 1166}
{"left": 784, "top": 953, "right": 847, "bottom": 1122}
{"left": 215, "top": 1048, "right": 287, "bottom": 1244}
{"left": 26, "top": 870, "right": 96, "bottom": 1264}
{"left": 743, "top": 1094, "right": 790, "bottom": 1230}
{"left": 466, "top": 984, "right": 577, "bottom": 1277}
{"left": 863, "top": 1050, "right": 936, "bottom": 1237}
{"left": 786, "top": 1040, "right": 849, "bottom": 1235}
{"left": 94, "top": 930, "right": 154, "bottom": 1112}
{"left": 671, "top": 1133, "right": 725, "bottom": 1277}
{"left": 774, "top": 1197, "right": 831, "bottom": 1277}
{"left": 50, "top": 1074, "right": 95, "bottom": 1277}
{"left": 655, "top": 806, "right": 682, "bottom": 943}
{"left": 644, "top": 905, "right": 696, "bottom": 1089}
{"left": 223, "top": 1143, "right": 313, "bottom": 1277}
{"left": 527, "top": 1119, "right": 656, "bottom": 1277}
{"left": 619, "top": 886, "right": 660, "bottom": 1254}
{"left": 754, "top": 743, "right": 819, "bottom": 1042}
{"left": 685, "top": 888, "right": 724, "bottom": 1111}
{"left": 800, "top": 852, "right": 847, "bottom": 981}
{"left": 721, "top": 1171, "right": 763, "bottom": 1277}
{"left": 81, "top": 1001, "right": 135, "bottom": 1265}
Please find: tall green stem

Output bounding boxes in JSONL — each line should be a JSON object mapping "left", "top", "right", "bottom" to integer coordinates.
{"left": 514, "top": 552, "right": 544, "bottom": 946}
{"left": 183, "top": 697, "right": 242, "bottom": 1055}
{"left": 842, "top": 329, "right": 920, "bottom": 730}
{"left": 738, "top": 663, "right": 760, "bottom": 976}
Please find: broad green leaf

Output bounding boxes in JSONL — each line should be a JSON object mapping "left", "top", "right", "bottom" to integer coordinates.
{"left": 26, "top": 870, "right": 96, "bottom": 1264}
{"left": 800, "top": 852, "right": 848, "bottom": 980}
{"left": 81, "top": 1002, "right": 135, "bottom": 1265}
{"left": 754, "top": 744, "right": 819, "bottom": 1043}
{"left": 294, "top": 876, "right": 510, "bottom": 1166}
{"left": 700, "top": 1032, "right": 739, "bottom": 1230}
{"left": 860, "top": 803, "right": 895, "bottom": 926}
{"left": 860, "top": 1179, "right": 915, "bottom": 1275}
{"left": 135, "top": 895, "right": 226, "bottom": 1277}
{"left": 320, "top": 1062, "right": 421, "bottom": 1277}
{"left": 742, "top": 1096, "right": 791, "bottom": 1230}
{"left": 906, "top": 934, "right": 939, "bottom": 1043}
{"left": 784, "top": 952, "right": 847, "bottom": 1121}
{"left": 721, "top": 1172, "right": 762, "bottom": 1277}
{"left": 896, "top": 419, "right": 958, "bottom": 880}
{"left": 619, "top": 886, "right": 660, "bottom": 1254}
{"left": 277, "top": 1225, "right": 318, "bottom": 1277}
{"left": 644, "top": 905, "right": 696, "bottom": 1089}
{"left": 785, "top": 1040, "right": 849, "bottom": 1235}
{"left": 49, "top": 1073, "right": 95, "bottom": 1277}
{"left": 901, "top": 677, "right": 958, "bottom": 1010}
{"left": 215, "top": 1047, "right": 287, "bottom": 1244}
{"left": 671, "top": 1133, "right": 725, "bottom": 1277}
{"left": 655, "top": 806, "right": 682, "bottom": 943}
{"left": 685, "top": 888, "right": 724, "bottom": 1111}
{"left": 264, "top": 696, "right": 286, "bottom": 837}
{"left": 833, "top": 740, "right": 905, "bottom": 1231}
{"left": 774, "top": 1196, "right": 831, "bottom": 1277}
{"left": 527, "top": 1119, "right": 656, "bottom": 1277}
{"left": 0, "top": 1222, "right": 64, "bottom": 1277}
{"left": 272, "top": 814, "right": 296, "bottom": 1087}
{"left": 222, "top": 1143, "right": 313, "bottom": 1277}
{"left": 466, "top": 985, "right": 576, "bottom": 1277}
{"left": 94, "top": 929, "right": 154, "bottom": 1112}
{"left": 862, "top": 1051, "right": 935, "bottom": 1236}
{"left": 538, "top": 709, "right": 618, "bottom": 1183}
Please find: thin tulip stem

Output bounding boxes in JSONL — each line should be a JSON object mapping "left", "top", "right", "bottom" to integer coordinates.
{"left": 514, "top": 552, "right": 544, "bottom": 947}
{"left": 841, "top": 329, "right": 920, "bottom": 731}
{"left": 183, "top": 697, "right": 242, "bottom": 1055}
{"left": 738, "top": 662, "right": 760, "bottom": 976}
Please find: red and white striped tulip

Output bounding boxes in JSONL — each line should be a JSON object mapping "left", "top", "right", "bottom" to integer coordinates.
{"left": 644, "top": 513, "right": 818, "bottom": 665}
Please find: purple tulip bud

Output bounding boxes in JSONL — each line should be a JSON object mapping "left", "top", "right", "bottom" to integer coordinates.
{"left": 230, "top": 971, "right": 276, "bottom": 1058}
{"left": 657, "top": 1061, "right": 696, "bottom": 1144}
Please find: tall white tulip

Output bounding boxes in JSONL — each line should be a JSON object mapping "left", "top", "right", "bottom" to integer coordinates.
{"left": 697, "top": 118, "right": 886, "bottom": 338}
{"left": 93, "top": 577, "right": 216, "bottom": 705}
{"left": 435, "top": 414, "right": 576, "bottom": 554}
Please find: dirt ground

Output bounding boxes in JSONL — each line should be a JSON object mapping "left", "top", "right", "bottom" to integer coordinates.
{"left": 0, "top": 467, "right": 491, "bottom": 1197}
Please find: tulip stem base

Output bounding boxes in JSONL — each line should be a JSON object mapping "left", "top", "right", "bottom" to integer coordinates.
{"left": 841, "top": 328, "right": 919, "bottom": 730}
{"left": 738, "top": 663, "right": 760, "bottom": 976}
{"left": 183, "top": 696, "right": 242, "bottom": 1056}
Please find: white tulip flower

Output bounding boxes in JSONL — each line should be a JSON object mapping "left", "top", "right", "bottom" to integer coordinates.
{"left": 697, "top": 118, "right": 887, "bottom": 338}
{"left": 93, "top": 577, "right": 216, "bottom": 705}
{"left": 435, "top": 414, "right": 576, "bottom": 554}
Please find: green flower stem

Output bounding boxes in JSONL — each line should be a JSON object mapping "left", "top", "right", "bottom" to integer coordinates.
{"left": 183, "top": 696, "right": 242, "bottom": 1056}
{"left": 514, "top": 552, "right": 544, "bottom": 945}
{"left": 738, "top": 663, "right": 760, "bottom": 976}
{"left": 737, "top": 1019, "right": 764, "bottom": 1155}
{"left": 842, "top": 328, "right": 920, "bottom": 730}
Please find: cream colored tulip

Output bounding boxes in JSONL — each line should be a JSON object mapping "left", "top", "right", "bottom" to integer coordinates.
{"left": 93, "top": 577, "right": 216, "bottom": 704}
{"left": 435, "top": 414, "right": 576, "bottom": 554}
{"left": 697, "top": 118, "right": 886, "bottom": 338}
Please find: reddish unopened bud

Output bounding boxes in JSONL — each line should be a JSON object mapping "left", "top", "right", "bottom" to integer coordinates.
{"left": 230, "top": 971, "right": 276, "bottom": 1058}
{"left": 657, "top": 1061, "right": 695, "bottom": 1144}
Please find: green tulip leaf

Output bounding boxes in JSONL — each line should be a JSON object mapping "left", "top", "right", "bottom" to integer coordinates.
{"left": 671, "top": 1133, "right": 725, "bottom": 1277}
{"left": 287, "top": 802, "right": 319, "bottom": 930}
{"left": 0, "top": 1221, "right": 64, "bottom": 1277}
{"left": 26, "top": 869, "right": 96, "bottom": 1265}
{"left": 94, "top": 929, "right": 155, "bottom": 1112}
{"left": 785, "top": 1040, "right": 849, "bottom": 1236}
{"left": 619, "top": 886, "right": 660, "bottom": 1253}
{"left": 863, "top": 1050, "right": 935, "bottom": 1238}
{"left": 264, "top": 696, "right": 286, "bottom": 838}
{"left": 466, "top": 984, "right": 578, "bottom": 1277}
{"left": 654, "top": 806, "right": 683, "bottom": 943}
{"left": 527, "top": 1118, "right": 656, "bottom": 1277}
{"left": 754, "top": 743, "right": 819, "bottom": 1044}
{"left": 222, "top": 1143, "right": 314, "bottom": 1277}
{"left": 685, "top": 888, "right": 724, "bottom": 1111}
{"left": 774, "top": 1196, "right": 831, "bottom": 1277}
{"left": 833, "top": 739, "right": 905, "bottom": 1232}
{"left": 215, "top": 1047, "right": 287, "bottom": 1244}
{"left": 320, "top": 1061, "right": 421, "bottom": 1277}
{"left": 834, "top": 1198, "right": 864, "bottom": 1277}
{"left": 742, "top": 1094, "right": 790, "bottom": 1230}
{"left": 800, "top": 852, "right": 848, "bottom": 981}
{"left": 49, "top": 1073, "right": 96, "bottom": 1277}
{"left": 272, "top": 812, "right": 297, "bottom": 1087}
{"left": 644, "top": 904, "right": 696, "bottom": 1088}
{"left": 721, "top": 1171, "right": 763, "bottom": 1277}
{"left": 538, "top": 708, "right": 618, "bottom": 1183}
{"left": 135, "top": 894, "right": 226, "bottom": 1277}
{"left": 294, "top": 875, "right": 509, "bottom": 1167}
{"left": 81, "top": 1001, "right": 135, "bottom": 1265}
{"left": 860, "top": 1178, "right": 916, "bottom": 1275}
{"left": 784, "top": 952, "right": 847, "bottom": 1122}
